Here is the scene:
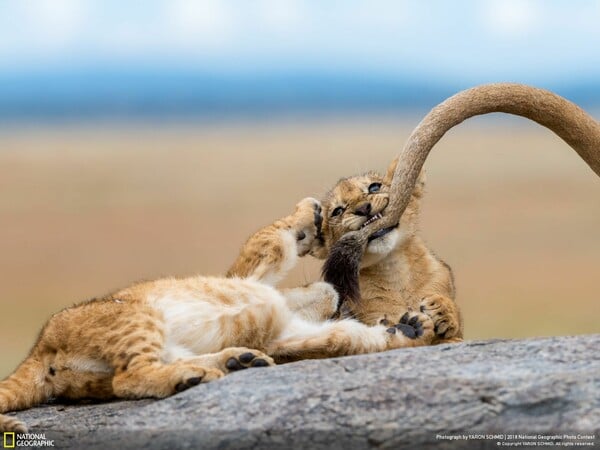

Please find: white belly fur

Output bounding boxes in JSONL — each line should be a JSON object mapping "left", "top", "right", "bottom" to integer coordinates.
{"left": 149, "top": 277, "right": 289, "bottom": 362}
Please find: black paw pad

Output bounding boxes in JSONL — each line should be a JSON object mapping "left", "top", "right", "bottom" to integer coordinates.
{"left": 225, "top": 357, "right": 246, "bottom": 371}
{"left": 314, "top": 210, "right": 323, "bottom": 231}
{"left": 174, "top": 375, "right": 203, "bottom": 392}
{"left": 251, "top": 358, "right": 269, "bottom": 367}
{"left": 386, "top": 327, "right": 397, "bottom": 334}
{"left": 395, "top": 313, "right": 424, "bottom": 339}
{"left": 396, "top": 323, "right": 417, "bottom": 339}
{"left": 238, "top": 352, "right": 256, "bottom": 364}
{"left": 187, "top": 377, "right": 202, "bottom": 386}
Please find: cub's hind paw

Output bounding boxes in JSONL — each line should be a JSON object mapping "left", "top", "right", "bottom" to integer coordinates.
{"left": 220, "top": 347, "right": 275, "bottom": 373}
{"left": 419, "top": 295, "right": 461, "bottom": 340}
{"left": 385, "top": 311, "right": 434, "bottom": 345}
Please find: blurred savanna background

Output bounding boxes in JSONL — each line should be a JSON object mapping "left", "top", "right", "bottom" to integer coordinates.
{"left": 1, "top": 0, "right": 599, "bottom": 378}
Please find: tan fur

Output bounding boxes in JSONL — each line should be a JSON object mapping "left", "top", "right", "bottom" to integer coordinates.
{"left": 314, "top": 160, "right": 463, "bottom": 344}
{"left": 1, "top": 197, "right": 434, "bottom": 433}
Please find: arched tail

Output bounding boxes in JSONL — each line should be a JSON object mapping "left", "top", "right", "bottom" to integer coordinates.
{"left": 0, "top": 357, "right": 49, "bottom": 433}
{"left": 361, "top": 83, "right": 600, "bottom": 243}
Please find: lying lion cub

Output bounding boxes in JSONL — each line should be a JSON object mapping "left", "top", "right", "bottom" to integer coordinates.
{"left": 1, "top": 197, "right": 433, "bottom": 433}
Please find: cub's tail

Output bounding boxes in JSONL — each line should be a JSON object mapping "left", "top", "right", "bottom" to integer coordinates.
{"left": 0, "top": 357, "right": 49, "bottom": 433}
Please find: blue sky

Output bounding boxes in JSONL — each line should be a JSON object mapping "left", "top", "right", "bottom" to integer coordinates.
{"left": 1, "top": 0, "right": 599, "bottom": 81}
{"left": 0, "top": 1, "right": 599, "bottom": 118}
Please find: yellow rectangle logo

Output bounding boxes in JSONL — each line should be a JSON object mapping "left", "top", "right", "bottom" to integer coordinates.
{"left": 3, "top": 432, "right": 15, "bottom": 449}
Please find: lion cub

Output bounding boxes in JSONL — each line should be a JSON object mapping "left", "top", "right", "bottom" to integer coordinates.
{"left": 0, "top": 197, "right": 434, "bottom": 433}
{"left": 312, "top": 159, "right": 463, "bottom": 344}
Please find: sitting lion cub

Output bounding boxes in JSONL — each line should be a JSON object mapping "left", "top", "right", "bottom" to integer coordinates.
{"left": 312, "top": 159, "right": 463, "bottom": 344}
{"left": 0, "top": 197, "right": 434, "bottom": 433}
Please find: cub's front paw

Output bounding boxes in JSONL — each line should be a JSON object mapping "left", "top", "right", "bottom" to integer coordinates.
{"left": 419, "top": 295, "right": 461, "bottom": 341}
{"left": 293, "top": 197, "right": 322, "bottom": 256}
{"left": 381, "top": 312, "right": 434, "bottom": 347}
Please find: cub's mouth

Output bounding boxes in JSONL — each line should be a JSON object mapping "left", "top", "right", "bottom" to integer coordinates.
{"left": 359, "top": 212, "right": 399, "bottom": 242}
{"left": 361, "top": 213, "right": 383, "bottom": 229}
{"left": 368, "top": 224, "right": 399, "bottom": 242}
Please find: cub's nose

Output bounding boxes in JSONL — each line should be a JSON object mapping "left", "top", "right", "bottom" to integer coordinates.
{"left": 354, "top": 202, "right": 372, "bottom": 216}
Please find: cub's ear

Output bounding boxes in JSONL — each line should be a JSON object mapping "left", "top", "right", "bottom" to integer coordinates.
{"left": 383, "top": 156, "right": 399, "bottom": 185}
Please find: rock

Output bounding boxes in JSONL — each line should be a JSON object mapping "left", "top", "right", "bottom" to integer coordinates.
{"left": 9, "top": 335, "right": 600, "bottom": 449}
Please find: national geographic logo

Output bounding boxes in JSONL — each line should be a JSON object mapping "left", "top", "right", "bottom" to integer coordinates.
{"left": 3, "top": 432, "right": 55, "bottom": 448}
{"left": 2, "top": 433, "right": 14, "bottom": 449}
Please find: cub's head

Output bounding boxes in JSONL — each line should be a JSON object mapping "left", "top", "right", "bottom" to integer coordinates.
{"left": 311, "top": 158, "right": 425, "bottom": 267}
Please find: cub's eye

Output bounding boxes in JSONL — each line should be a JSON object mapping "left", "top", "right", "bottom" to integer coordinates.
{"left": 331, "top": 206, "right": 345, "bottom": 217}
{"left": 368, "top": 183, "right": 382, "bottom": 193}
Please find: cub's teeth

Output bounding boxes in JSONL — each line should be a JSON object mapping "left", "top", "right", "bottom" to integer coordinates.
{"left": 362, "top": 213, "right": 383, "bottom": 228}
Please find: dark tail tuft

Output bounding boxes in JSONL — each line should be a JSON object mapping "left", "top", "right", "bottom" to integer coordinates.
{"left": 322, "top": 231, "right": 366, "bottom": 314}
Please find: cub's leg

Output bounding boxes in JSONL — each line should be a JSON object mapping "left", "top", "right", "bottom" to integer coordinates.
{"left": 184, "top": 347, "right": 275, "bottom": 373}
{"left": 109, "top": 312, "right": 223, "bottom": 398}
{"left": 227, "top": 197, "right": 322, "bottom": 286}
{"left": 419, "top": 295, "right": 463, "bottom": 344}
{"left": 112, "top": 355, "right": 224, "bottom": 398}
{"left": 281, "top": 281, "right": 339, "bottom": 322}
{"left": 0, "top": 358, "right": 48, "bottom": 433}
{"left": 112, "top": 353, "right": 224, "bottom": 398}
{"left": 268, "top": 312, "right": 434, "bottom": 363}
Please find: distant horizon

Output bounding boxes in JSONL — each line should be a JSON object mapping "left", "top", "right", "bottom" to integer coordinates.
{"left": 1, "top": 69, "right": 599, "bottom": 123}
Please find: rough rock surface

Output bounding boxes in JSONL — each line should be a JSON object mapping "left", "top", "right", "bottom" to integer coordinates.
{"left": 10, "top": 335, "right": 600, "bottom": 449}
